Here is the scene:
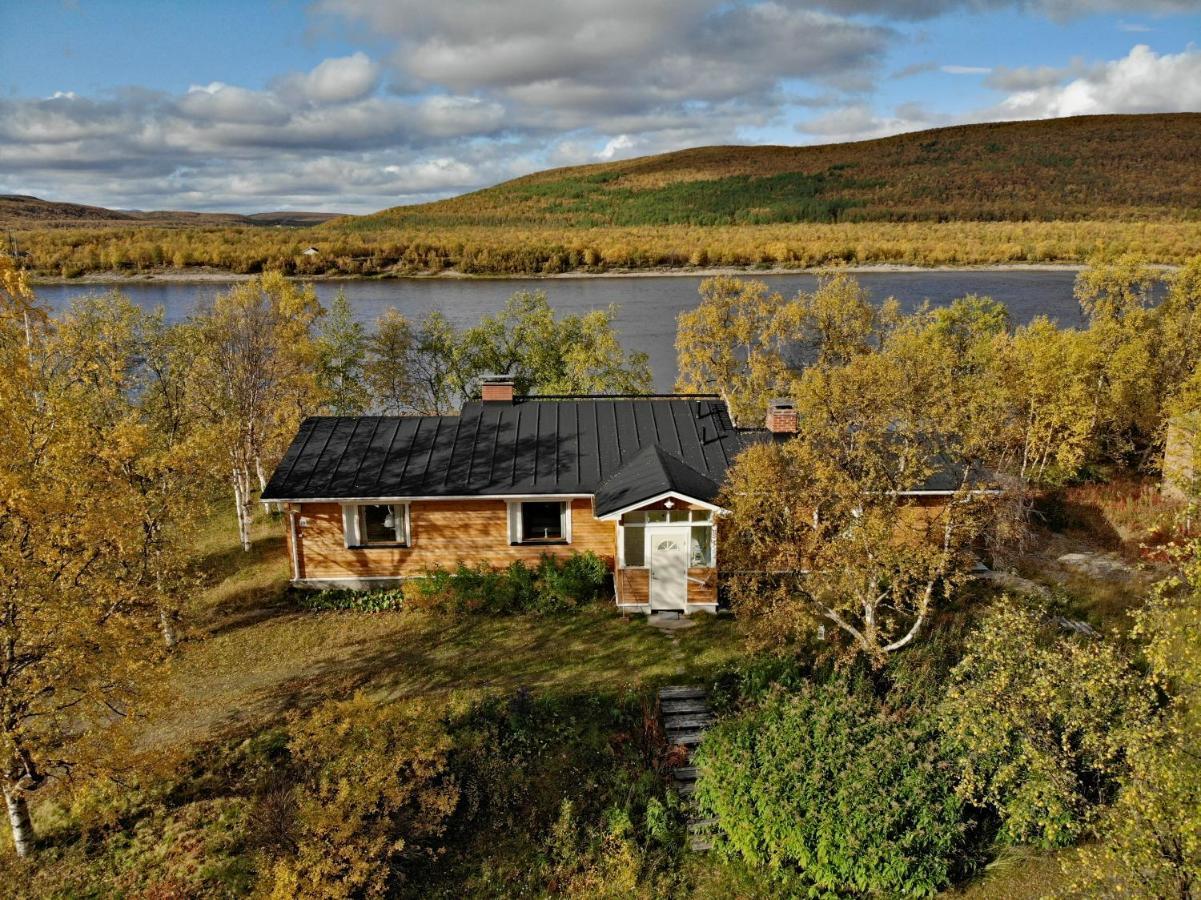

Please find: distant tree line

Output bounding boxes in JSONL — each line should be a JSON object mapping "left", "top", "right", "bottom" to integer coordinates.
{"left": 12, "top": 219, "right": 1201, "bottom": 279}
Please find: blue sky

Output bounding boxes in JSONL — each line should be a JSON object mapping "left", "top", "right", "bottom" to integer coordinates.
{"left": 1, "top": 0, "right": 1198, "bottom": 213}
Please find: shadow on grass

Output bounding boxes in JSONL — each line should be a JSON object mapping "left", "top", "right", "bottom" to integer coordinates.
{"left": 191, "top": 532, "right": 284, "bottom": 588}
{"left": 176, "top": 608, "right": 738, "bottom": 743}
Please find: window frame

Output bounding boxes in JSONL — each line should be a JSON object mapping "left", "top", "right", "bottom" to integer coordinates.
{"left": 507, "top": 499, "right": 572, "bottom": 546}
{"left": 342, "top": 502, "right": 410, "bottom": 549}
{"left": 618, "top": 508, "right": 715, "bottom": 569}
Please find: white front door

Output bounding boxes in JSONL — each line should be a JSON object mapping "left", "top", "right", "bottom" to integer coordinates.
{"left": 649, "top": 527, "right": 689, "bottom": 611}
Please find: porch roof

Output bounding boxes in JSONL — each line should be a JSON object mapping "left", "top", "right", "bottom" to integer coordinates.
{"left": 593, "top": 444, "right": 721, "bottom": 518}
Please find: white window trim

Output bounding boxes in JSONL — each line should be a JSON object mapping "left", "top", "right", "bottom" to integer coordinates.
{"left": 506, "top": 499, "right": 572, "bottom": 546}
{"left": 342, "top": 502, "right": 411, "bottom": 549}
{"left": 618, "top": 511, "right": 716, "bottom": 570}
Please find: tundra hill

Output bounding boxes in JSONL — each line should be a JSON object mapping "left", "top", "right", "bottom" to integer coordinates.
{"left": 0, "top": 194, "right": 345, "bottom": 229}
{"left": 340, "top": 114, "right": 1201, "bottom": 230}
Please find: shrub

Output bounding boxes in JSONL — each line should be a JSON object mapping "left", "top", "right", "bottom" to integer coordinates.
{"left": 404, "top": 552, "right": 609, "bottom": 615}
{"left": 262, "top": 694, "right": 459, "bottom": 899}
{"left": 937, "top": 598, "right": 1153, "bottom": 848}
{"left": 296, "top": 586, "right": 404, "bottom": 612}
{"left": 693, "top": 681, "right": 963, "bottom": 897}
{"left": 534, "top": 551, "right": 609, "bottom": 612}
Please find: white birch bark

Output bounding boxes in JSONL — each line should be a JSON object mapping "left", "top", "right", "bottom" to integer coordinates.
{"left": 4, "top": 785, "right": 35, "bottom": 858}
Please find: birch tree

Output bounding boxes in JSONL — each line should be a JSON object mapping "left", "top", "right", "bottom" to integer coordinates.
{"left": 1, "top": 285, "right": 153, "bottom": 857}
{"left": 183, "top": 274, "right": 322, "bottom": 550}
{"left": 53, "top": 293, "right": 208, "bottom": 646}
{"left": 717, "top": 359, "right": 992, "bottom": 662}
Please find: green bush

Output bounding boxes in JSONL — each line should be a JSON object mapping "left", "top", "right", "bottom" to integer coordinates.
{"left": 693, "top": 681, "right": 963, "bottom": 897}
{"left": 405, "top": 552, "right": 609, "bottom": 615}
{"left": 296, "top": 586, "right": 404, "bottom": 612}
{"left": 937, "top": 599, "right": 1152, "bottom": 848}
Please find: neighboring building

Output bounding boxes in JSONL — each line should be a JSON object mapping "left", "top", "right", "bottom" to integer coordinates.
{"left": 1164, "top": 410, "right": 1200, "bottom": 502}
{"left": 260, "top": 377, "right": 978, "bottom": 614}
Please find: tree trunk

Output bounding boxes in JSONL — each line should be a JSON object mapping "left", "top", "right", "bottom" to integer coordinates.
{"left": 159, "top": 605, "right": 179, "bottom": 649}
{"left": 3, "top": 785, "right": 35, "bottom": 858}
{"left": 232, "top": 473, "right": 251, "bottom": 552}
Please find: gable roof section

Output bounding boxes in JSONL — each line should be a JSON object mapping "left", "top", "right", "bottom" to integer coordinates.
{"left": 261, "top": 396, "right": 766, "bottom": 502}
{"left": 593, "top": 444, "right": 721, "bottom": 518}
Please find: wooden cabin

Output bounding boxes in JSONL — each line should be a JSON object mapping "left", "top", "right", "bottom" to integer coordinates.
{"left": 261, "top": 380, "right": 786, "bottom": 613}
{"left": 261, "top": 380, "right": 978, "bottom": 614}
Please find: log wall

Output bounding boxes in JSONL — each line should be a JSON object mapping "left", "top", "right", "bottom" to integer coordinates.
{"left": 291, "top": 498, "right": 615, "bottom": 581}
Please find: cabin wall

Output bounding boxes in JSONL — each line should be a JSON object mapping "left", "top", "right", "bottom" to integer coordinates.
{"left": 292, "top": 498, "right": 616, "bottom": 583}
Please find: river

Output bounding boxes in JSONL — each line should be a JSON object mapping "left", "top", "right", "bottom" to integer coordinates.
{"left": 36, "top": 270, "right": 1085, "bottom": 391}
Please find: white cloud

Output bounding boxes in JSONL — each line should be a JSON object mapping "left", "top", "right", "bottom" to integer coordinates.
{"left": 941, "top": 65, "right": 991, "bottom": 74}
{"left": 997, "top": 44, "right": 1201, "bottom": 118}
{"left": 597, "top": 134, "right": 636, "bottom": 160}
{"left": 273, "top": 52, "right": 381, "bottom": 104}
{"left": 797, "top": 44, "right": 1201, "bottom": 146}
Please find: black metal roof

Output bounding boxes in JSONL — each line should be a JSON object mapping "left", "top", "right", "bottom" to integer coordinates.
{"left": 261, "top": 395, "right": 767, "bottom": 502}
{"left": 594, "top": 444, "right": 721, "bottom": 518}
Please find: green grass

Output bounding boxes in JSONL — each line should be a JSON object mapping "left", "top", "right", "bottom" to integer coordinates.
{"left": 141, "top": 508, "right": 746, "bottom": 749}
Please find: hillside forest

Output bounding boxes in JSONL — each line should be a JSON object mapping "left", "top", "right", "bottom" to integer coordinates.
{"left": 1, "top": 251, "right": 1200, "bottom": 897}
{"left": 8, "top": 114, "right": 1201, "bottom": 278}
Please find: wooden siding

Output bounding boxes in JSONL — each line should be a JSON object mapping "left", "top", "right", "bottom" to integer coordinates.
{"left": 616, "top": 567, "right": 716, "bottom": 606}
{"left": 293, "top": 498, "right": 616, "bottom": 581}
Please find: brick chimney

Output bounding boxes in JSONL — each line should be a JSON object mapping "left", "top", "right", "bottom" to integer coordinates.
{"left": 480, "top": 374, "right": 515, "bottom": 403}
{"left": 766, "top": 398, "right": 798, "bottom": 435}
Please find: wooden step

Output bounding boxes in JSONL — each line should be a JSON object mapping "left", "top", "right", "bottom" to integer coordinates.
{"left": 689, "top": 836, "right": 714, "bottom": 851}
{"left": 666, "top": 729, "right": 705, "bottom": 746}
{"left": 658, "top": 685, "right": 706, "bottom": 700}
{"left": 688, "top": 817, "right": 716, "bottom": 832}
{"left": 675, "top": 781, "right": 697, "bottom": 798}
{"left": 664, "top": 713, "right": 714, "bottom": 730}
{"left": 672, "top": 766, "right": 698, "bottom": 781}
{"left": 661, "top": 698, "right": 709, "bottom": 714}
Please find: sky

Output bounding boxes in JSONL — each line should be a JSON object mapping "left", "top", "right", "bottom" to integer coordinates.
{"left": 0, "top": 0, "right": 1199, "bottom": 214}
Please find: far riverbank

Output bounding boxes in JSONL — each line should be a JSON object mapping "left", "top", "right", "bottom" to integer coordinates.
{"left": 27, "top": 261, "right": 1134, "bottom": 286}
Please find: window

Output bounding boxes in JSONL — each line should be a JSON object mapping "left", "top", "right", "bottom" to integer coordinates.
{"left": 623, "top": 523, "right": 645, "bottom": 566}
{"left": 509, "top": 500, "right": 569, "bottom": 544}
{"left": 619, "top": 506, "right": 715, "bottom": 568}
{"left": 344, "top": 503, "right": 408, "bottom": 548}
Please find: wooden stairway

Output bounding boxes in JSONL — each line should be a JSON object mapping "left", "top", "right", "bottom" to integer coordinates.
{"left": 659, "top": 685, "right": 717, "bottom": 851}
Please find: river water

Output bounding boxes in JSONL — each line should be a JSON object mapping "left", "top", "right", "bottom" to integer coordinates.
{"left": 36, "top": 270, "right": 1084, "bottom": 391}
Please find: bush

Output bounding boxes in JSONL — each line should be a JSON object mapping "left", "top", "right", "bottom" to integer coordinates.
{"left": 404, "top": 552, "right": 609, "bottom": 615}
{"left": 693, "top": 681, "right": 963, "bottom": 897}
{"left": 296, "top": 586, "right": 405, "bottom": 612}
{"left": 262, "top": 694, "right": 459, "bottom": 899}
{"left": 937, "top": 598, "right": 1153, "bottom": 848}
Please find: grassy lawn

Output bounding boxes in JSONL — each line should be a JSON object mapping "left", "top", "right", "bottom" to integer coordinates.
{"left": 10, "top": 502, "right": 1140, "bottom": 897}
{"left": 147, "top": 508, "right": 747, "bottom": 748}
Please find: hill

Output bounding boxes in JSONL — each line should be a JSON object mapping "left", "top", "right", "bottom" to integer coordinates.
{"left": 0, "top": 194, "right": 345, "bottom": 229}
{"left": 344, "top": 114, "right": 1201, "bottom": 230}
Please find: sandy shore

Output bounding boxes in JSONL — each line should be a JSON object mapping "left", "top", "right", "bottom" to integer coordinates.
{"left": 31, "top": 261, "right": 1148, "bottom": 286}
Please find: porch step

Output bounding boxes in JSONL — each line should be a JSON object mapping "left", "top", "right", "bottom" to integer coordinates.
{"left": 674, "top": 780, "right": 697, "bottom": 797}
{"left": 666, "top": 728, "right": 705, "bottom": 746}
{"left": 657, "top": 685, "right": 706, "bottom": 700}
{"left": 661, "top": 698, "right": 709, "bottom": 714}
{"left": 664, "top": 713, "right": 715, "bottom": 730}
{"left": 658, "top": 684, "right": 718, "bottom": 853}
